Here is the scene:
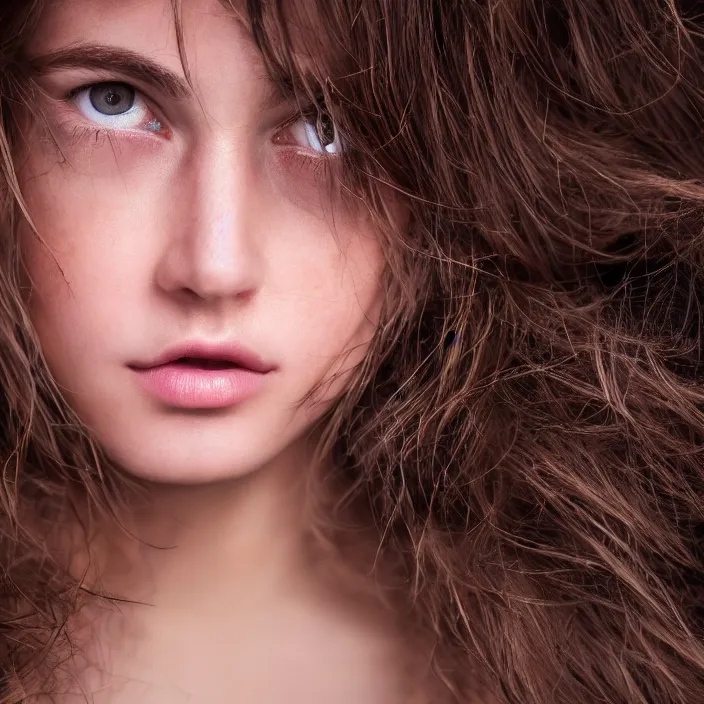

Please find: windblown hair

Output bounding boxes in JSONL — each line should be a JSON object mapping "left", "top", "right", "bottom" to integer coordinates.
{"left": 0, "top": 0, "right": 703, "bottom": 702}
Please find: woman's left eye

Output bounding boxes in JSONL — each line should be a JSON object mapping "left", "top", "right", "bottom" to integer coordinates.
{"left": 72, "top": 82, "right": 163, "bottom": 133}
{"left": 287, "top": 111, "right": 344, "bottom": 155}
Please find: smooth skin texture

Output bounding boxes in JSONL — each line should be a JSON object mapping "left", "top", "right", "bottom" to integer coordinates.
{"left": 16, "top": 0, "right": 428, "bottom": 702}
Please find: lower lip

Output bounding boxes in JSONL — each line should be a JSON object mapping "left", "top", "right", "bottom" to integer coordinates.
{"left": 131, "top": 363, "right": 269, "bottom": 409}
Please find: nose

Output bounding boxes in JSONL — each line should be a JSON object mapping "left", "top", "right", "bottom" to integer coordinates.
{"left": 155, "top": 137, "right": 264, "bottom": 302}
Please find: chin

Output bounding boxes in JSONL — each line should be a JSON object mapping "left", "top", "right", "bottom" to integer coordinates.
{"left": 117, "top": 459, "right": 260, "bottom": 486}
{"left": 94, "top": 425, "right": 278, "bottom": 486}
{"left": 74, "top": 393, "right": 321, "bottom": 487}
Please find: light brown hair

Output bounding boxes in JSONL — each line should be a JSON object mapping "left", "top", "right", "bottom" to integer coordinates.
{"left": 1, "top": 0, "right": 703, "bottom": 702}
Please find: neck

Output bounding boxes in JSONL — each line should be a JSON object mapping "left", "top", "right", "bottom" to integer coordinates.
{"left": 77, "top": 435, "right": 324, "bottom": 611}
{"left": 42, "top": 439, "right": 437, "bottom": 704}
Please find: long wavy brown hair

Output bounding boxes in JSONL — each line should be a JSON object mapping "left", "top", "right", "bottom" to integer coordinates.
{"left": 1, "top": 0, "right": 703, "bottom": 701}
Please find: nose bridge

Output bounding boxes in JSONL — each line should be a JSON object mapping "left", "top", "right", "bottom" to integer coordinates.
{"left": 159, "top": 133, "right": 262, "bottom": 301}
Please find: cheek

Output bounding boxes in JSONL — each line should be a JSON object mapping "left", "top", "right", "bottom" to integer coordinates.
{"left": 18, "top": 185, "right": 74, "bottom": 330}
{"left": 268, "top": 150, "right": 348, "bottom": 223}
{"left": 20, "top": 224, "right": 87, "bottom": 377}
{"left": 20, "top": 182, "right": 88, "bottom": 316}
{"left": 17, "top": 130, "right": 158, "bottom": 289}
{"left": 17, "top": 165, "right": 123, "bottom": 369}
{"left": 278, "top": 225, "right": 385, "bottom": 401}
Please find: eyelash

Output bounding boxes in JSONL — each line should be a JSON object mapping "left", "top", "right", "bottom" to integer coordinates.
{"left": 61, "top": 81, "right": 344, "bottom": 158}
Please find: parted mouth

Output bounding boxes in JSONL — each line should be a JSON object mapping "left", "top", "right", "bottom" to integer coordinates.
{"left": 163, "top": 357, "right": 243, "bottom": 370}
{"left": 129, "top": 341, "right": 276, "bottom": 374}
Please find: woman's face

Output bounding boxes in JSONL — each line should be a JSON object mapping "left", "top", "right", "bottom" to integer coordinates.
{"left": 18, "top": 0, "right": 387, "bottom": 483}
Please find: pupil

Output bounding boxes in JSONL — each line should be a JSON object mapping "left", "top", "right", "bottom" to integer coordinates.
{"left": 89, "top": 83, "right": 135, "bottom": 116}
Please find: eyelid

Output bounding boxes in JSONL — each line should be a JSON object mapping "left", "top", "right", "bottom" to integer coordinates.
{"left": 64, "top": 81, "right": 169, "bottom": 137}
{"left": 275, "top": 98, "right": 345, "bottom": 155}
{"left": 64, "top": 75, "right": 164, "bottom": 109}
{"left": 272, "top": 115, "right": 344, "bottom": 157}
{"left": 64, "top": 81, "right": 143, "bottom": 109}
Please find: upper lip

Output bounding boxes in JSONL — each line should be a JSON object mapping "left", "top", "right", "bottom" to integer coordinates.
{"left": 129, "top": 340, "right": 276, "bottom": 373}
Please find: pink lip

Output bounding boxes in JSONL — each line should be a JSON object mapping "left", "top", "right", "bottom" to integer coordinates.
{"left": 129, "top": 341, "right": 275, "bottom": 410}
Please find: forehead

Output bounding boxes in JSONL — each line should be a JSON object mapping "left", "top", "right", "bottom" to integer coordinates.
{"left": 25, "top": 0, "right": 342, "bottom": 119}
{"left": 27, "top": 0, "right": 248, "bottom": 55}
{"left": 25, "top": 0, "right": 272, "bottom": 107}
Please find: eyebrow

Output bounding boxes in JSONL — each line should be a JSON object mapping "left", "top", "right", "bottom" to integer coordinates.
{"left": 27, "top": 42, "right": 192, "bottom": 101}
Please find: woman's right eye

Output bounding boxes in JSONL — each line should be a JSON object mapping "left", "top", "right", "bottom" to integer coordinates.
{"left": 72, "top": 82, "right": 164, "bottom": 133}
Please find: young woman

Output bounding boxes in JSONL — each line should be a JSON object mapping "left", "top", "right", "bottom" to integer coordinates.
{"left": 0, "top": 0, "right": 703, "bottom": 701}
